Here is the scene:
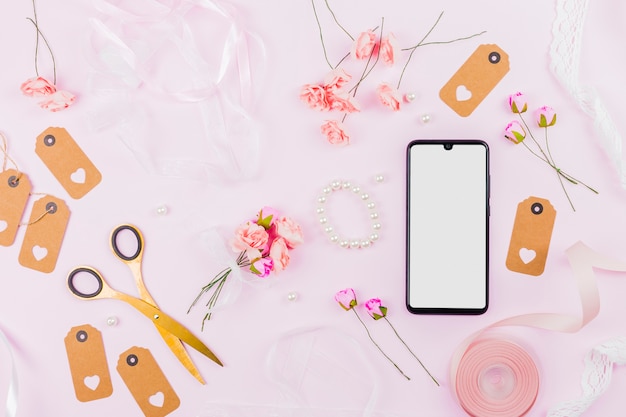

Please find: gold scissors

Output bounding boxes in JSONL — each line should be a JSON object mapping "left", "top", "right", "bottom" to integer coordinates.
{"left": 67, "top": 224, "right": 222, "bottom": 384}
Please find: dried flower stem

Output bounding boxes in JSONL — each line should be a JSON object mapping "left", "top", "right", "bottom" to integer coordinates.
{"left": 28, "top": 0, "right": 56, "bottom": 84}
{"left": 324, "top": 0, "right": 353, "bottom": 41}
{"left": 352, "top": 308, "right": 410, "bottom": 381}
{"left": 188, "top": 250, "right": 249, "bottom": 330}
{"left": 311, "top": 0, "right": 333, "bottom": 69}
{"left": 383, "top": 317, "right": 439, "bottom": 386}
{"left": 397, "top": 11, "right": 486, "bottom": 89}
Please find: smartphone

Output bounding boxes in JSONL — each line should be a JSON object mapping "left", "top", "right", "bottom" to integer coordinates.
{"left": 406, "top": 140, "right": 489, "bottom": 314}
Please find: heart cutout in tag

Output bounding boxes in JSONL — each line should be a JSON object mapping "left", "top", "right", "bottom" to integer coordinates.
{"left": 0, "top": 220, "right": 7, "bottom": 233}
{"left": 148, "top": 391, "right": 165, "bottom": 408}
{"left": 84, "top": 375, "right": 100, "bottom": 391}
{"left": 456, "top": 85, "right": 472, "bottom": 101}
{"left": 519, "top": 248, "right": 536, "bottom": 264}
{"left": 32, "top": 245, "right": 48, "bottom": 261}
{"left": 70, "top": 168, "right": 86, "bottom": 184}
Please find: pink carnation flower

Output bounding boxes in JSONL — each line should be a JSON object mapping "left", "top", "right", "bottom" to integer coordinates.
{"left": 352, "top": 30, "right": 378, "bottom": 60}
{"left": 38, "top": 90, "right": 76, "bottom": 112}
{"left": 379, "top": 33, "right": 398, "bottom": 66}
{"left": 20, "top": 76, "right": 57, "bottom": 97}
{"left": 324, "top": 68, "right": 352, "bottom": 91}
{"left": 300, "top": 84, "right": 330, "bottom": 111}
{"left": 376, "top": 83, "right": 401, "bottom": 111}
{"left": 321, "top": 120, "right": 349, "bottom": 145}
{"left": 327, "top": 92, "right": 360, "bottom": 113}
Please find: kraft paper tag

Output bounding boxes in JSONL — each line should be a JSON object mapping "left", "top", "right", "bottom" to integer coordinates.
{"left": 35, "top": 127, "right": 101, "bottom": 199}
{"left": 506, "top": 197, "right": 556, "bottom": 276}
{"left": 0, "top": 169, "right": 31, "bottom": 247}
{"left": 18, "top": 195, "right": 70, "bottom": 273}
{"left": 439, "top": 44, "right": 510, "bottom": 117}
{"left": 117, "top": 347, "right": 180, "bottom": 417}
{"left": 64, "top": 324, "right": 113, "bottom": 402}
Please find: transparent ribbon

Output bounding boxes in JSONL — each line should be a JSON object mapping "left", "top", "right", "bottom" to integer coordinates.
{"left": 547, "top": 336, "right": 626, "bottom": 417}
{"left": 198, "top": 327, "right": 389, "bottom": 417}
{"left": 0, "top": 328, "right": 18, "bottom": 417}
{"left": 450, "top": 242, "right": 626, "bottom": 416}
{"left": 550, "top": 0, "right": 626, "bottom": 188}
{"left": 86, "top": 0, "right": 265, "bottom": 181}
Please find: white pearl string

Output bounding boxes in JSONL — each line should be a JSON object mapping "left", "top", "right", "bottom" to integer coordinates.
{"left": 317, "top": 180, "right": 380, "bottom": 249}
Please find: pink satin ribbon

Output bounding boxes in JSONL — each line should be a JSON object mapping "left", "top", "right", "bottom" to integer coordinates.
{"left": 451, "top": 241, "right": 626, "bottom": 416}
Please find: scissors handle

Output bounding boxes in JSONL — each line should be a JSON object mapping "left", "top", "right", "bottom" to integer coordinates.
{"left": 111, "top": 224, "right": 144, "bottom": 262}
{"left": 67, "top": 267, "right": 105, "bottom": 299}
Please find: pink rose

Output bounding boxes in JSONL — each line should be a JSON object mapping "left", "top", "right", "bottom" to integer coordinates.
{"left": 335, "top": 288, "right": 357, "bottom": 311}
{"left": 257, "top": 206, "right": 280, "bottom": 229}
{"left": 379, "top": 33, "right": 398, "bottom": 66}
{"left": 20, "top": 76, "right": 56, "bottom": 97}
{"left": 535, "top": 105, "right": 557, "bottom": 127}
{"left": 269, "top": 237, "right": 290, "bottom": 272}
{"left": 376, "top": 83, "right": 401, "bottom": 111}
{"left": 352, "top": 30, "right": 378, "bottom": 60}
{"left": 232, "top": 221, "right": 269, "bottom": 252}
{"left": 250, "top": 257, "right": 274, "bottom": 278}
{"left": 508, "top": 92, "right": 527, "bottom": 114}
{"left": 327, "top": 91, "right": 360, "bottom": 113}
{"left": 300, "top": 84, "right": 330, "bottom": 111}
{"left": 321, "top": 120, "right": 349, "bottom": 145}
{"left": 324, "top": 68, "right": 352, "bottom": 91}
{"left": 274, "top": 216, "right": 304, "bottom": 249}
{"left": 364, "top": 298, "right": 387, "bottom": 320}
{"left": 504, "top": 121, "right": 526, "bottom": 144}
{"left": 38, "top": 90, "right": 76, "bottom": 112}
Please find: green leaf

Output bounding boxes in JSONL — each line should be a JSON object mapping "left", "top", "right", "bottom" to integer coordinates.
{"left": 257, "top": 209, "right": 274, "bottom": 229}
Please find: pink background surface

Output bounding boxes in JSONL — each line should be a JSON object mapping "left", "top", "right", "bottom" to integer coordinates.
{"left": 1, "top": 0, "right": 626, "bottom": 416}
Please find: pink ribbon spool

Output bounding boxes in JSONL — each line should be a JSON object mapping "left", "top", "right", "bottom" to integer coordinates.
{"left": 456, "top": 339, "right": 539, "bottom": 417}
{"left": 450, "top": 242, "right": 626, "bottom": 417}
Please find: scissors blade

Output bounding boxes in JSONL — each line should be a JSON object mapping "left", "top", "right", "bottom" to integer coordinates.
{"left": 120, "top": 294, "right": 224, "bottom": 367}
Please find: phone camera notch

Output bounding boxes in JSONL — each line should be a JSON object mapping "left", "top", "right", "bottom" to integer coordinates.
{"left": 443, "top": 143, "right": 453, "bottom": 151}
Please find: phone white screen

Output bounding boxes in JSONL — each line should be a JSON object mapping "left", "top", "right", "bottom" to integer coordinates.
{"left": 407, "top": 141, "right": 489, "bottom": 313}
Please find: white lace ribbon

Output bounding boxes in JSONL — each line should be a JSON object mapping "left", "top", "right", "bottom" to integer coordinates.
{"left": 550, "top": 0, "right": 626, "bottom": 188}
{"left": 547, "top": 336, "right": 626, "bottom": 417}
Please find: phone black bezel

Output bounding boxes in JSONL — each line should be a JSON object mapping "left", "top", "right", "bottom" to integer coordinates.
{"left": 405, "top": 139, "right": 490, "bottom": 315}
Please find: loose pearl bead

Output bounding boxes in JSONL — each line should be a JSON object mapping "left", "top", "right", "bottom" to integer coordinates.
{"left": 370, "top": 212, "right": 378, "bottom": 219}
{"left": 287, "top": 292, "right": 298, "bottom": 301}
{"left": 107, "top": 316, "right": 119, "bottom": 326}
{"left": 375, "top": 174, "right": 384, "bottom": 183}
{"left": 421, "top": 114, "right": 431, "bottom": 124}
{"left": 373, "top": 223, "right": 381, "bottom": 230}
{"left": 405, "top": 92, "right": 416, "bottom": 102}
{"left": 156, "top": 205, "right": 168, "bottom": 215}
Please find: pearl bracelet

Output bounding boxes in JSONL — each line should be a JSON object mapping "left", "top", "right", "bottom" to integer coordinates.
{"left": 316, "top": 180, "right": 381, "bottom": 249}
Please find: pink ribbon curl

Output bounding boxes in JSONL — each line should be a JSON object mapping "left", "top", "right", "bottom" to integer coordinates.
{"left": 451, "top": 242, "right": 626, "bottom": 417}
